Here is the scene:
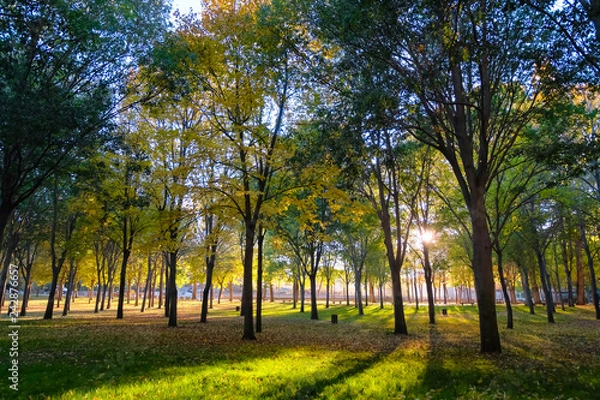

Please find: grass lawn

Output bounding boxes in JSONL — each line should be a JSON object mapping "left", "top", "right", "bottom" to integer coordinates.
{"left": 1, "top": 298, "right": 599, "bottom": 399}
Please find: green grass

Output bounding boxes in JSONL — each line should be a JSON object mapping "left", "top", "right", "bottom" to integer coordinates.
{"left": 1, "top": 298, "right": 599, "bottom": 399}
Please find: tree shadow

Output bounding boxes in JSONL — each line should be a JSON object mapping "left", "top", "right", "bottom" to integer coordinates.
{"left": 401, "top": 313, "right": 600, "bottom": 399}
{"left": 257, "top": 353, "right": 385, "bottom": 399}
{"left": 400, "top": 323, "right": 495, "bottom": 398}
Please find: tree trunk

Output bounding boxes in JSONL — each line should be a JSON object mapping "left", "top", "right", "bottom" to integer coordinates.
{"left": 552, "top": 244, "right": 565, "bottom": 311}
{"left": 390, "top": 269, "right": 407, "bottom": 334}
{"left": 554, "top": 266, "right": 565, "bottom": 311}
{"left": 581, "top": 223, "right": 600, "bottom": 319}
{"left": 299, "top": 276, "right": 306, "bottom": 313}
{"left": 423, "top": 246, "right": 435, "bottom": 324}
{"left": 310, "top": 272, "right": 319, "bottom": 319}
{"left": 141, "top": 254, "right": 152, "bottom": 312}
{"left": 354, "top": 269, "right": 364, "bottom": 316}
{"left": 241, "top": 220, "right": 256, "bottom": 340}
{"left": 20, "top": 262, "right": 33, "bottom": 317}
{"left": 166, "top": 251, "right": 178, "bottom": 327}
{"left": 116, "top": 247, "right": 131, "bottom": 320}
{"left": 469, "top": 194, "right": 501, "bottom": 353}
{"left": 378, "top": 203, "right": 408, "bottom": 334}
{"left": 530, "top": 265, "right": 541, "bottom": 304}
{"left": 345, "top": 278, "right": 350, "bottom": 306}
{"left": 575, "top": 236, "right": 586, "bottom": 305}
{"left": 158, "top": 256, "right": 165, "bottom": 309}
{"left": 256, "top": 226, "right": 265, "bottom": 332}
{"left": 496, "top": 249, "right": 513, "bottom": 329}
{"left": 101, "top": 283, "right": 108, "bottom": 311}
{"left": 201, "top": 253, "right": 216, "bottom": 323}
{"left": 292, "top": 277, "right": 298, "bottom": 309}
{"left": 535, "top": 248, "right": 555, "bottom": 323}
{"left": 414, "top": 270, "right": 419, "bottom": 310}
{"left": 95, "top": 264, "right": 103, "bottom": 313}
{"left": 107, "top": 282, "right": 114, "bottom": 310}
{"left": 56, "top": 280, "right": 63, "bottom": 309}
{"left": 164, "top": 256, "right": 171, "bottom": 318}
{"left": 150, "top": 260, "right": 157, "bottom": 308}
{"left": 364, "top": 271, "right": 368, "bottom": 307}
{"left": 62, "top": 259, "right": 77, "bottom": 316}
{"left": 561, "top": 239, "right": 575, "bottom": 307}
{"left": 44, "top": 201, "right": 72, "bottom": 319}
{"left": 44, "top": 269, "right": 61, "bottom": 319}
{"left": 325, "top": 276, "right": 330, "bottom": 309}
{"left": 134, "top": 268, "right": 142, "bottom": 307}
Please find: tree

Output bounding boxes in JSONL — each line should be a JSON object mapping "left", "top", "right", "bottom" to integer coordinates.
{"left": 320, "top": 244, "right": 338, "bottom": 308}
{"left": 571, "top": 88, "right": 600, "bottom": 318}
{"left": 157, "top": 0, "right": 305, "bottom": 339}
{"left": 311, "top": 88, "right": 420, "bottom": 333}
{"left": 0, "top": 0, "right": 169, "bottom": 304}
{"left": 198, "top": 197, "right": 231, "bottom": 323}
{"left": 310, "top": 0, "right": 559, "bottom": 353}
{"left": 274, "top": 175, "right": 343, "bottom": 320}
{"left": 523, "top": 0, "right": 600, "bottom": 77}
{"left": 212, "top": 236, "right": 243, "bottom": 305}
{"left": 366, "top": 241, "right": 389, "bottom": 309}
{"left": 42, "top": 173, "right": 82, "bottom": 320}
{"left": 9, "top": 195, "right": 47, "bottom": 316}
{"left": 485, "top": 155, "right": 551, "bottom": 328}
{"left": 411, "top": 147, "right": 445, "bottom": 324}
{"left": 567, "top": 180, "right": 600, "bottom": 319}
{"left": 517, "top": 194, "right": 563, "bottom": 323}
{"left": 96, "top": 122, "right": 151, "bottom": 321}
{"left": 132, "top": 82, "right": 204, "bottom": 327}
{"left": 336, "top": 201, "right": 381, "bottom": 316}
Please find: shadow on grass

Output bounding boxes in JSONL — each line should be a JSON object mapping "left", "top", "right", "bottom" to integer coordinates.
{"left": 402, "top": 312, "right": 600, "bottom": 400}
{"left": 257, "top": 353, "right": 384, "bottom": 399}
{"left": 12, "top": 317, "right": 282, "bottom": 399}
{"left": 24, "top": 349, "right": 288, "bottom": 399}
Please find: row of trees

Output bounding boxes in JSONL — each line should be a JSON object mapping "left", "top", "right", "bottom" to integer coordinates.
{"left": 2, "top": 0, "right": 600, "bottom": 353}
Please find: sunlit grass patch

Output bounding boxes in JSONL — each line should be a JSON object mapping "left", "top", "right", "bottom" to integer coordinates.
{"left": 58, "top": 348, "right": 366, "bottom": 400}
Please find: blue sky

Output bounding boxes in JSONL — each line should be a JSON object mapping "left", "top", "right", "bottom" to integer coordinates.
{"left": 171, "top": 0, "right": 202, "bottom": 14}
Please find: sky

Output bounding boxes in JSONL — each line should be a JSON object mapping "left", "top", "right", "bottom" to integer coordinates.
{"left": 171, "top": 0, "right": 202, "bottom": 15}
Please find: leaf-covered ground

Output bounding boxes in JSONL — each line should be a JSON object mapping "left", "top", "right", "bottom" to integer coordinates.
{"left": 1, "top": 298, "right": 599, "bottom": 399}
